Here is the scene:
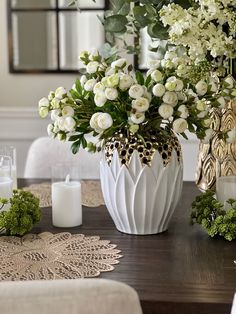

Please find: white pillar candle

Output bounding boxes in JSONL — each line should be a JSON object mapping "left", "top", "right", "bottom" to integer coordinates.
{"left": 52, "top": 175, "right": 82, "bottom": 227}
{"left": 0, "top": 177, "right": 13, "bottom": 211}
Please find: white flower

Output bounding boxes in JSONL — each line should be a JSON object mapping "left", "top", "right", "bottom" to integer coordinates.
{"left": 158, "top": 104, "right": 174, "bottom": 119}
{"left": 216, "top": 96, "right": 226, "bottom": 108}
{"left": 162, "top": 91, "right": 178, "bottom": 106}
{"left": 90, "top": 112, "right": 103, "bottom": 133}
{"left": 47, "top": 124, "right": 54, "bottom": 137}
{"left": 94, "top": 91, "right": 107, "bottom": 107}
{"left": 106, "top": 74, "right": 119, "bottom": 88}
{"left": 173, "top": 118, "right": 188, "bottom": 133}
{"left": 164, "top": 51, "right": 177, "bottom": 60}
{"left": 80, "top": 75, "right": 87, "bottom": 87}
{"left": 62, "top": 106, "right": 74, "bottom": 117}
{"left": 55, "top": 87, "right": 67, "bottom": 99}
{"left": 151, "top": 70, "right": 163, "bottom": 82}
{"left": 111, "top": 58, "right": 127, "bottom": 68}
{"left": 64, "top": 117, "right": 76, "bottom": 132}
{"left": 165, "top": 81, "right": 177, "bottom": 92}
{"left": 51, "top": 97, "right": 60, "bottom": 109}
{"left": 105, "top": 88, "right": 118, "bottom": 100}
{"left": 177, "top": 92, "right": 187, "bottom": 101}
{"left": 209, "top": 81, "right": 218, "bottom": 92}
{"left": 51, "top": 109, "right": 61, "bottom": 121}
{"left": 48, "top": 91, "right": 54, "bottom": 101}
{"left": 148, "top": 59, "right": 161, "bottom": 69}
{"left": 195, "top": 81, "right": 208, "bottom": 96}
{"left": 176, "top": 64, "right": 188, "bottom": 77}
{"left": 105, "top": 67, "right": 116, "bottom": 76}
{"left": 132, "top": 97, "right": 150, "bottom": 112}
{"left": 93, "top": 82, "right": 105, "bottom": 94}
{"left": 130, "top": 112, "right": 145, "bottom": 124}
{"left": 224, "top": 76, "right": 234, "bottom": 89}
{"left": 202, "top": 128, "right": 214, "bottom": 144}
{"left": 178, "top": 104, "right": 189, "bottom": 119}
{"left": 226, "top": 129, "right": 236, "bottom": 144}
{"left": 57, "top": 117, "right": 67, "bottom": 131}
{"left": 39, "top": 107, "right": 49, "bottom": 118}
{"left": 97, "top": 113, "right": 113, "bottom": 130}
{"left": 119, "top": 74, "right": 133, "bottom": 91}
{"left": 129, "top": 124, "right": 139, "bottom": 133}
{"left": 86, "top": 61, "right": 99, "bottom": 74}
{"left": 38, "top": 97, "right": 49, "bottom": 108}
{"left": 129, "top": 84, "right": 144, "bottom": 99}
{"left": 84, "top": 79, "right": 96, "bottom": 91}
{"left": 197, "top": 110, "right": 208, "bottom": 118}
{"left": 196, "top": 100, "right": 207, "bottom": 111}
{"left": 203, "top": 118, "right": 211, "bottom": 127}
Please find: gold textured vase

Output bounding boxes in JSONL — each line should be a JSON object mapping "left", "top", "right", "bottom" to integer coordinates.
{"left": 196, "top": 100, "right": 236, "bottom": 191}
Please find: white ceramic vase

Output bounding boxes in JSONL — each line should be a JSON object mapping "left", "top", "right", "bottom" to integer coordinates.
{"left": 100, "top": 149, "right": 183, "bottom": 235}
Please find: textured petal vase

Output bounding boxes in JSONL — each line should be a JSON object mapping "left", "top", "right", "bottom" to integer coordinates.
{"left": 100, "top": 133, "right": 183, "bottom": 235}
{"left": 196, "top": 100, "right": 236, "bottom": 191}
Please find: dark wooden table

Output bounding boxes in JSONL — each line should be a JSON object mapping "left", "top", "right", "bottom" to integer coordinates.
{"left": 20, "top": 179, "right": 236, "bottom": 314}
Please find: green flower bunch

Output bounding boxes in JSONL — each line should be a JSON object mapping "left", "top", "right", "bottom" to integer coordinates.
{"left": 191, "top": 190, "right": 236, "bottom": 241}
{"left": 0, "top": 190, "right": 41, "bottom": 236}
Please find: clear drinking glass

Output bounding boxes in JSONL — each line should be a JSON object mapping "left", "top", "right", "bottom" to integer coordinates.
{"left": 0, "top": 155, "right": 13, "bottom": 211}
{"left": 0, "top": 146, "right": 17, "bottom": 189}
{"left": 216, "top": 176, "right": 236, "bottom": 209}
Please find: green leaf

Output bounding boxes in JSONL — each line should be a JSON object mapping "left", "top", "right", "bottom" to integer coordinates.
{"left": 136, "top": 70, "right": 145, "bottom": 85}
{"left": 133, "top": 6, "right": 151, "bottom": 28}
{"left": 71, "top": 140, "right": 81, "bottom": 154}
{"left": 104, "top": 15, "right": 128, "bottom": 33}
{"left": 111, "top": 0, "right": 130, "bottom": 15}
{"left": 147, "top": 21, "right": 169, "bottom": 40}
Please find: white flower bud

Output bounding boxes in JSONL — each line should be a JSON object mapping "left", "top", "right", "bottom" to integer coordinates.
{"left": 132, "top": 97, "right": 150, "bottom": 112}
{"left": 106, "top": 74, "right": 119, "bottom": 88}
{"left": 94, "top": 91, "right": 107, "bottom": 107}
{"left": 165, "top": 81, "right": 177, "bottom": 92}
{"left": 195, "top": 81, "right": 208, "bottom": 96}
{"left": 84, "top": 79, "right": 96, "bottom": 91}
{"left": 119, "top": 74, "right": 133, "bottom": 91}
{"left": 80, "top": 75, "right": 87, "bottom": 87}
{"left": 158, "top": 104, "right": 174, "bottom": 119}
{"left": 55, "top": 87, "right": 67, "bottom": 99}
{"left": 129, "top": 84, "right": 144, "bottom": 99}
{"left": 151, "top": 70, "right": 163, "bottom": 82}
{"left": 62, "top": 106, "right": 74, "bottom": 117}
{"left": 51, "top": 109, "right": 61, "bottom": 121}
{"left": 93, "top": 82, "right": 105, "bottom": 94}
{"left": 130, "top": 112, "right": 145, "bottom": 124}
{"left": 86, "top": 61, "right": 99, "bottom": 74}
{"left": 64, "top": 117, "right": 76, "bottom": 132}
{"left": 178, "top": 104, "right": 189, "bottom": 119}
{"left": 97, "top": 113, "right": 113, "bottom": 130}
{"left": 39, "top": 107, "right": 49, "bottom": 118}
{"left": 196, "top": 100, "right": 207, "bottom": 111}
{"left": 38, "top": 97, "right": 49, "bottom": 108}
{"left": 105, "top": 88, "right": 118, "bottom": 100}
{"left": 173, "top": 118, "right": 188, "bottom": 133}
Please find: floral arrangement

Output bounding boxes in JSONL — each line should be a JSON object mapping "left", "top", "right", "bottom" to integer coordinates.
{"left": 39, "top": 49, "right": 236, "bottom": 152}
{"left": 191, "top": 190, "right": 236, "bottom": 241}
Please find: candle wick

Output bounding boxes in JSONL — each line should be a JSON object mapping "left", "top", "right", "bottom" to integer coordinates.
{"left": 65, "top": 174, "right": 70, "bottom": 184}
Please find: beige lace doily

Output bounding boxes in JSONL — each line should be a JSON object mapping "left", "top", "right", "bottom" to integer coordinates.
{"left": 0, "top": 232, "right": 122, "bottom": 281}
{"left": 23, "top": 181, "right": 105, "bottom": 208}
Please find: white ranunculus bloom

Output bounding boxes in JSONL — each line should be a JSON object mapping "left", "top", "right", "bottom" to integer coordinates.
{"left": 64, "top": 117, "right": 76, "bottom": 132}
{"left": 226, "top": 129, "right": 236, "bottom": 144}
{"left": 178, "top": 104, "right": 189, "bottom": 119}
{"left": 55, "top": 87, "right": 67, "bottom": 99}
{"left": 148, "top": 59, "right": 161, "bottom": 69}
{"left": 158, "top": 104, "right": 174, "bottom": 119}
{"left": 90, "top": 112, "right": 103, "bottom": 133}
{"left": 119, "top": 74, "right": 134, "bottom": 91}
{"left": 176, "top": 64, "right": 188, "bottom": 77}
{"left": 93, "top": 82, "right": 105, "bottom": 94}
{"left": 216, "top": 96, "right": 226, "bottom": 108}
{"left": 105, "top": 87, "right": 118, "bottom": 100}
{"left": 224, "top": 76, "right": 234, "bottom": 89}
{"left": 195, "top": 80, "right": 208, "bottom": 96}
{"left": 51, "top": 109, "right": 61, "bottom": 121}
{"left": 106, "top": 74, "right": 119, "bottom": 88}
{"left": 132, "top": 97, "right": 150, "bottom": 112}
{"left": 196, "top": 100, "right": 207, "bottom": 111}
{"left": 151, "top": 70, "right": 163, "bottom": 82}
{"left": 162, "top": 91, "right": 178, "bottom": 106}
{"left": 164, "top": 51, "right": 177, "bottom": 60}
{"left": 47, "top": 124, "right": 54, "bottom": 137}
{"left": 62, "top": 106, "right": 74, "bottom": 117}
{"left": 97, "top": 113, "right": 113, "bottom": 130}
{"left": 129, "top": 84, "right": 144, "bottom": 99}
{"left": 39, "top": 107, "right": 49, "bottom": 118}
{"left": 202, "top": 128, "right": 214, "bottom": 144}
{"left": 130, "top": 112, "right": 145, "bottom": 124}
{"left": 94, "top": 91, "right": 107, "bottom": 107}
{"left": 84, "top": 79, "right": 96, "bottom": 91}
{"left": 129, "top": 124, "right": 139, "bottom": 133}
{"left": 152, "top": 83, "right": 166, "bottom": 97}
{"left": 86, "top": 61, "right": 99, "bottom": 74}
{"left": 105, "top": 67, "right": 116, "bottom": 76}
{"left": 174, "top": 79, "right": 184, "bottom": 91}
{"left": 57, "top": 117, "right": 66, "bottom": 131}
{"left": 38, "top": 97, "right": 49, "bottom": 108}
{"left": 173, "top": 118, "right": 188, "bottom": 133}
{"left": 176, "top": 92, "right": 187, "bottom": 101}
{"left": 80, "top": 75, "right": 87, "bottom": 87}
{"left": 111, "top": 58, "right": 127, "bottom": 69}
{"left": 165, "top": 81, "right": 177, "bottom": 92}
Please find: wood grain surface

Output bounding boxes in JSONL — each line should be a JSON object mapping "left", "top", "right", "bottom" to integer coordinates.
{"left": 19, "top": 179, "right": 236, "bottom": 314}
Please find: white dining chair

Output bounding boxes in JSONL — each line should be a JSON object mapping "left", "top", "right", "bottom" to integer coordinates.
{"left": 24, "top": 137, "right": 102, "bottom": 179}
{"left": 0, "top": 278, "right": 143, "bottom": 314}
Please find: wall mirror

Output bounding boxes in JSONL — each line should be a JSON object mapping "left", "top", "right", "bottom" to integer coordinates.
{"left": 8, "top": 0, "right": 109, "bottom": 73}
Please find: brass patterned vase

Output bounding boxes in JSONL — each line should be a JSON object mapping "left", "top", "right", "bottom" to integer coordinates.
{"left": 196, "top": 100, "right": 236, "bottom": 191}
{"left": 100, "top": 130, "right": 183, "bottom": 235}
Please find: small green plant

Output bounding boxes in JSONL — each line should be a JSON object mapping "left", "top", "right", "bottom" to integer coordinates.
{"left": 0, "top": 190, "right": 41, "bottom": 236}
{"left": 191, "top": 190, "right": 236, "bottom": 241}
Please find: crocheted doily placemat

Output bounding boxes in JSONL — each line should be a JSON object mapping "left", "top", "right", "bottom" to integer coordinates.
{"left": 23, "top": 181, "right": 105, "bottom": 208}
{"left": 0, "top": 232, "right": 122, "bottom": 281}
